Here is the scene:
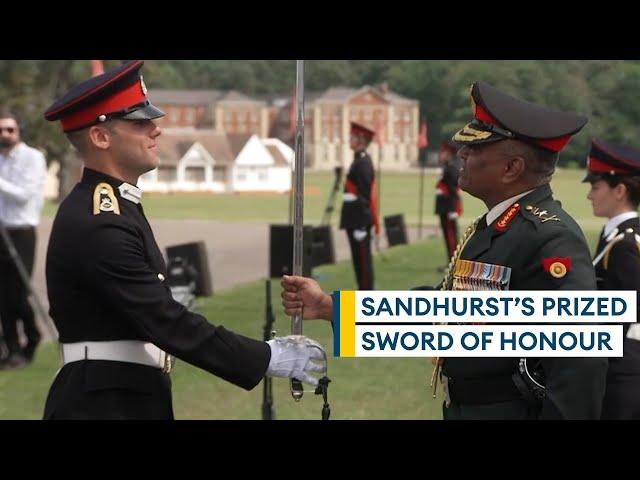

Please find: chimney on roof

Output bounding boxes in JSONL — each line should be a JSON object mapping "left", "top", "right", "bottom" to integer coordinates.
{"left": 378, "top": 82, "right": 389, "bottom": 95}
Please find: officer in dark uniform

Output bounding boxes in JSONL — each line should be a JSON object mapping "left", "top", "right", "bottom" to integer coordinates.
{"left": 434, "top": 81, "right": 607, "bottom": 420}
{"left": 340, "top": 122, "right": 380, "bottom": 290}
{"left": 281, "top": 82, "right": 608, "bottom": 420}
{"left": 435, "top": 139, "right": 462, "bottom": 271}
{"left": 584, "top": 138, "right": 640, "bottom": 419}
{"left": 41, "top": 60, "right": 326, "bottom": 420}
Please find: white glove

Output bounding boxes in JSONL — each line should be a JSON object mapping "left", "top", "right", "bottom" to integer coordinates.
{"left": 353, "top": 229, "right": 367, "bottom": 242}
{"left": 266, "top": 335, "right": 327, "bottom": 387}
{"left": 447, "top": 212, "right": 459, "bottom": 220}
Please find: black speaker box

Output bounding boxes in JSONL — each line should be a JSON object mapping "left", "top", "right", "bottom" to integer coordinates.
{"left": 311, "top": 225, "right": 335, "bottom": 267}
{"left": 269, "top": 224, "right": 313, "bottom": 278}
{"left": 165, "top": 241, "right": 213, "bottom": 296}
{"left": 384, "top": 214, "right": 408, "bottom": 247}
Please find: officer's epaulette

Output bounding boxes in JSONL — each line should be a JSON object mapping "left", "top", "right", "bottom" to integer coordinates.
{"left": 603, "top": 228, "right": 640, "bottom": 269}
{"left": 93, "top": 182, "right": 120, "bottom": 215}
{"left": 520, "top": 203, "right": 561, "bottom": 226}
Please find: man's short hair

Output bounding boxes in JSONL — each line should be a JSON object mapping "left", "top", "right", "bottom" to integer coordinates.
{"left": 65, "top": 129, "right": 88, "bottom": 153}
{"left": 503, "top": 139, "right": 559, "bottom": 179}
{"left": 0, "top": 108, "right": 21, "bottom": 127}
{"left": 65, "top": 121, "right": 118, "bottom": 154}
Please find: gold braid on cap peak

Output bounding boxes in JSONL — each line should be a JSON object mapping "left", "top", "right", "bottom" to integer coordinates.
{"left": 453, "top": 124, "right": 493, "bottom": 142}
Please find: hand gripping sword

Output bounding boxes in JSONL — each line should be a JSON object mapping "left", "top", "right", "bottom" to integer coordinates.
{"left": 289, "top": 60, "right": 331, "bottom": 419}
{"left": 290, "top": 60, "right": 306, "bottom": 401}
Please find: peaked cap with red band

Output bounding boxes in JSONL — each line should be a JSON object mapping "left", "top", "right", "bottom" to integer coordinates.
{"left": 44, "top": 60, "right": 165, "bottom": 132}
{"left": 452, "top": 81, "right": 588, "bottom": 153}
{"left": 350, "top": 122, "right": 375, "bottom": 142}
{"left": 582, "top": 138, "right": 640, "bottom": 183}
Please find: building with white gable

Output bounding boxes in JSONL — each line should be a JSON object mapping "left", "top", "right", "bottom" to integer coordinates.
{"left": 231, "top": 135, "right": 292, "bottom": 193}
{"left": 138, "top": 129, "right": 293, "bottom": 193}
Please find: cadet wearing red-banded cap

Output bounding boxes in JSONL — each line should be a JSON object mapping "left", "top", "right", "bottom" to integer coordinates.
{"left": 583, "top": 138, "right": 640, "bottom": 182}
{"left": 340, "top": 122, "right": 379, "bottom": 290}
{"left": 41, "top": 60, "right": 327, "bottom": 420}
{"left": 44, "top": 60, "right": 164, "bottom": 132}
{"left": 584, "top": 138, "right": 640, "bottom": 420}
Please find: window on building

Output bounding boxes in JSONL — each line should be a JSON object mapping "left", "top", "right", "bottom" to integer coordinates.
{"left": 185, "top": 166, "right": 205, "bottom": 182}
{"left": 168, "top": 108, "right": 179, "bottom": 125}
{"left": 185, "top": 108, "right": 195, "bottom": 125}
{"left": 258, "top": 168, "right": 268, "bottom": 181}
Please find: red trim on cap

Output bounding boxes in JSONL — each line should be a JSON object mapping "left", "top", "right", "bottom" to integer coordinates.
{"left": 593, "top": 138, "right": 640, "bottom": 166}
{"left": 60, "top": 80, "right": 146, "bottom": 132}
{"left": 534, "top": 136, "right": 571, "bottom": 152}
{"left": 47, "top": 60, "right": 143, "bottom": 117}
{"left": 475, "top": 104, "right": 570, "bottom": 152}
{"left": 475, "top": 104, "right": 500, "bottom": 125}
{"left": 587, "top": 156, "right": 632, "bottom": 175}
{"left": 351, "top": 124, "right": 375, "bottom": 140}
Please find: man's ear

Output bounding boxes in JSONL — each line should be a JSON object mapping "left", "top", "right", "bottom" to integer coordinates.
{"left": 503, "top": 155, "right": 526, "bottom": 184}
{"left": 88, "top": 125, "right": 112, "bottom": 151}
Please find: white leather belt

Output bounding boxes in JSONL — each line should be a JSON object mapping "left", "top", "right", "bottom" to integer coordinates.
{"left": 59, "top": 340, "right": 175, "bottom": 373}
{"left": 343, "top": 192, "right": 357, "bottom": 202}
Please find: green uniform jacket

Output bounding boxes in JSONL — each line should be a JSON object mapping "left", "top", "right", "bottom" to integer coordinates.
{"left": 442, "top": 184, "right": 607, "bottom": 419}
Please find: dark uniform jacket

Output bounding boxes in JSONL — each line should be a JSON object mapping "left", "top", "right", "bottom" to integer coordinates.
{"left": 43, "top": 168, "right": 270, "bottom": 419}
{"left": 594, "top": 216, "right": 640, "bottom": 377}
{"left": 442, "top": 184, "right": 607, "bottom": 419}
{"left": 340, "top": 150, "right": 376, "bottom": 231}
{"left": 435, "top": 160, "right": 461, "bottom": 216}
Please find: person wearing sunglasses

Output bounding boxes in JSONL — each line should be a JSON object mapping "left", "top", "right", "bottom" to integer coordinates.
{"left": 0, "top": 109, "right": 46, "bottom": 370}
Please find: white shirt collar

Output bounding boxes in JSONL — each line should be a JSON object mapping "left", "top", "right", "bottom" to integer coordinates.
{"left": 118, "top": 182, "right": 142, "bottom": 204}
{"left": 486, "top": 189, "right": 535, "bottom": 226}
{"left": 604, "top": 211, "right": 639, "bottom": 238}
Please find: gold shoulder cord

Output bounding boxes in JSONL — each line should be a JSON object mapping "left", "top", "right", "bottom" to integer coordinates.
{"left": 429, "top": 215, "right": 484, "bottom": 398}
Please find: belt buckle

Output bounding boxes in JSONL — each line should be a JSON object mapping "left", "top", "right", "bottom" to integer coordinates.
{"left": 162, "top": 352, "right": 175, "bottom": 374}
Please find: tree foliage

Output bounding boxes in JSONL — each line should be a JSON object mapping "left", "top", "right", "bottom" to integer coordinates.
{"left": 2, "top": 60, "right": 638, "bottom": 174}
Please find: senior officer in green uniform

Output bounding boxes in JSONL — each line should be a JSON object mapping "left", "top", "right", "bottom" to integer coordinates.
{"left": 280, "top": 82, "right": 607, "bottom": 420}
{"left": 584, "top": 139, "right": 640, "bottom": 419}
{"left": 42, "top": 61, "right": 326, "bottom": 420}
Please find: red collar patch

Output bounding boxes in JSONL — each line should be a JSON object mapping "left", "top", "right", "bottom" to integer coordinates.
{"left": 495, "top": 203, "right": 521, "bottom": 232}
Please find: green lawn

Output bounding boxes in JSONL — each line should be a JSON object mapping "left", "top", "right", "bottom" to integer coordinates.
{"left": 11, "top": 169, "right": 604, "bottom": 420}
{"left": 1, "top": 228, "right": 604, "bottom": 421}
{"left": 43, "top": 169, "right": 598, "bottom": 227}
{"left": 0, "top": 237, "right": 452, "bottom": 420}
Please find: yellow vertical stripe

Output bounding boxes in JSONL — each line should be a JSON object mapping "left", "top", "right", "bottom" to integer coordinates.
{"left": 340, "top": 291, "right": 356, "bottom": 357}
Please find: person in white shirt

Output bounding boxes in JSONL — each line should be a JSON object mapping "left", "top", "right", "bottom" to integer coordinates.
{"left": 0, "top": 109, "right": 47, "bottom": 369}
{"left": 584, "top": 138, "right": 640, "bottom": 419}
